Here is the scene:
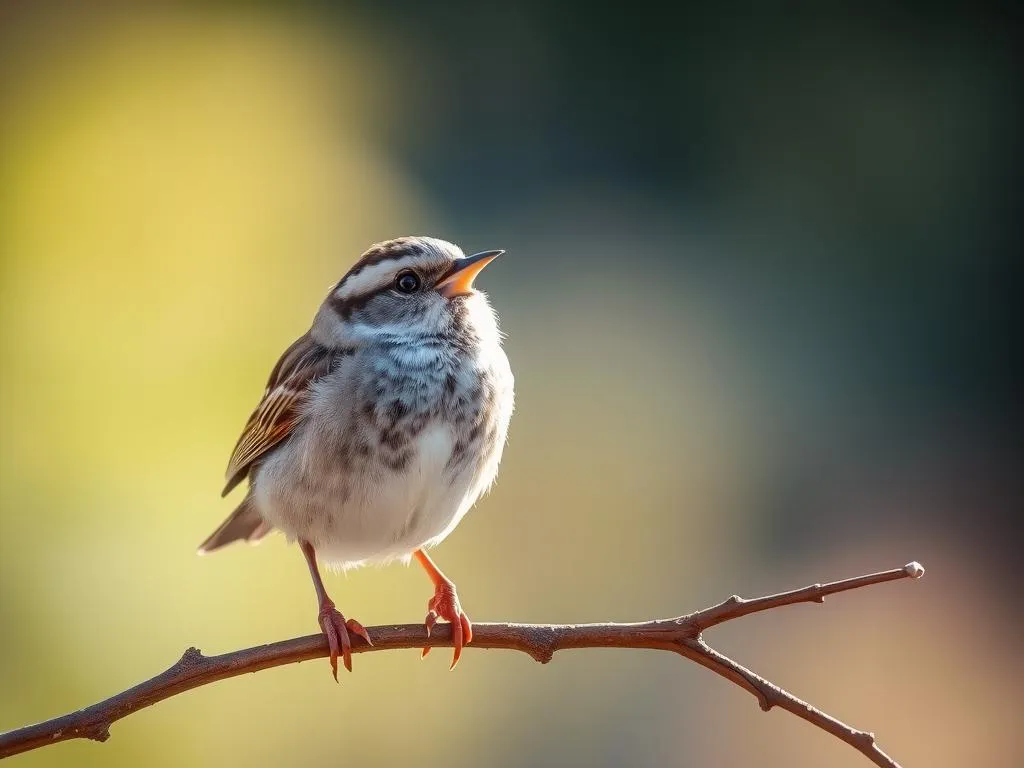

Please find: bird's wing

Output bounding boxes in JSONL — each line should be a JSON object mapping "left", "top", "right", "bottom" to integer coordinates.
{"left": 222, "top": 332, "right": 336, "bottom": 496}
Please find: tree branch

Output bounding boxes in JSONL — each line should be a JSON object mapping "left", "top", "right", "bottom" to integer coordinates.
{"left": 0, "top": 561, "right": 925, "bottom": 765}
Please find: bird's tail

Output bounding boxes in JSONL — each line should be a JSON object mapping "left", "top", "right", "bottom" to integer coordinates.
{"left": 197, "top": 495, "right": 272, "bottom": 554}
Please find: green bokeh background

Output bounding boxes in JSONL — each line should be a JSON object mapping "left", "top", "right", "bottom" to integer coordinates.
{"left": 1, "top": 5, "right": 1020, "bottom": 767}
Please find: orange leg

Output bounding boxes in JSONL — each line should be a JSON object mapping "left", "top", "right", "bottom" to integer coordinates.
{"left": 413, "top": 549, "right": 473, "bottom": 669}
{"left": 300, "top": 540, "right": 372, "bottom": 681}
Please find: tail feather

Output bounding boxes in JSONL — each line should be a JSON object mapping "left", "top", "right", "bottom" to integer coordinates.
{"left": 198, "top": 496, "right": 272, "bottom": 553}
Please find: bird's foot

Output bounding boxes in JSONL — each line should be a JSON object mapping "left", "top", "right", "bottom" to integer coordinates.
{"left": 318, "top": 598, "right": 372, "bottom": 681}
{"left": 422, "top": 580, "right": 473, "bottom": 669}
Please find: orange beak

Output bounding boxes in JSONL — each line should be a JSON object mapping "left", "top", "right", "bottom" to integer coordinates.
{"left": 437, "top": 250, "right": 504, "bottom": 298}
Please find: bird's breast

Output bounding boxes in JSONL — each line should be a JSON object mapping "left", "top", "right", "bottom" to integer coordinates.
{"left": 256, "top": 337, "right": 512, "bottom": 566}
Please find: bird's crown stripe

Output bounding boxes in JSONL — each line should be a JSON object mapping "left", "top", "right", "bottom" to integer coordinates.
{"left": 334, "top": 253, "right": 424, "bottom": 301}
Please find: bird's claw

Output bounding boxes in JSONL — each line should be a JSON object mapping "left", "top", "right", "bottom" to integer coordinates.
{"left": 421, "top": 582, "right": 473, "bottom": 669}
{"left": 317, "top": 601, "right": 371, "bottom": 681}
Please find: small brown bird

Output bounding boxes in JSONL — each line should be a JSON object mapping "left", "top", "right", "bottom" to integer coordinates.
{"left": 199, "top": 237, "right": 514, "bottom": 678}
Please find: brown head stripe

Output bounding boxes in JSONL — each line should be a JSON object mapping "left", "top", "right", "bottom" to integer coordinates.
{"left": 339, "top": 239, "right": 427, "bottom": 286}
{"left": 328, "top": 249, "right": 452, "bottom": 320}
{"left": 329, "top": 240, "right": 424, "bottom": 318}
{"left": 329, "top": 289, "right": 377, "bottom": 320}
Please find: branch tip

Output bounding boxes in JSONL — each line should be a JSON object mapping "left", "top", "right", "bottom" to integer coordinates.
{"left": 903, "top": 561, "right": 925, "bottom": 579}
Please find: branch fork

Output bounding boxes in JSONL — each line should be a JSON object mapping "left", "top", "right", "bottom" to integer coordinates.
{"left": 0, "top": 562, "right": 925, "bottom": 767}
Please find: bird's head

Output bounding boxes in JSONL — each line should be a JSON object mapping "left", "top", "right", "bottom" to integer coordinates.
{"left": 312, "top": 236, "right": 503, "bottom": 347}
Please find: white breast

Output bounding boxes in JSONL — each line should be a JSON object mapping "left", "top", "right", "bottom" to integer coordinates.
{"left": 253, "top": 311, "right": 514, "bottom": 570}
{"left": 255, "top": 417, "right": 489, "bottom": 569}
{"left": 377, "top": 421, "right": 461, "bottom": 547}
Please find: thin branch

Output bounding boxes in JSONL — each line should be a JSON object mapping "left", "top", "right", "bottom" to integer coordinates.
{"left": 0, "top": 561, "right": 924, "bottom": 766}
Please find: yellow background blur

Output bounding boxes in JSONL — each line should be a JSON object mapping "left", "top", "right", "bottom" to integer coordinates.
{"left": 2, "top": 6, "right": 1021, "bottom": 767}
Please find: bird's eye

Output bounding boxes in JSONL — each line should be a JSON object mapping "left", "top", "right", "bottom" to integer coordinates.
{"left": 395, "top": 271, "right": 421, "bottom": 294}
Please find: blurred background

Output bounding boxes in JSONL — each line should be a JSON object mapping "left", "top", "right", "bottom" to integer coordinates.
{"left": 1, "top": 3, "right": 1021, "bottom": 766}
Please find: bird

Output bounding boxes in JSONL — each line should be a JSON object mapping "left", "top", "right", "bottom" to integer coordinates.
{"left": 198, "top": 236, "right": 514, "bottom": 679}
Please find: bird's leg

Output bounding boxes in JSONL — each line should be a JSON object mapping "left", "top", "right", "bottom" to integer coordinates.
{"left": 300, "top": 540, "right": 371, "bottom": 681}
{"left": 413, "top": 549, "right": 473, "bottom": 669}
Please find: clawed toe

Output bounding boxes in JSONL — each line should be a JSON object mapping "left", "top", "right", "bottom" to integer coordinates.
{"left": 318, "top": 602, "right": 371, "bottom": 681}
{"left": 421, "top": 583, "right": 473, "bottom": 669}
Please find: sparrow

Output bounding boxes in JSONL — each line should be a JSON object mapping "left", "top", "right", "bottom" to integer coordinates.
{"left": 199, "top": 236, "right": 514, "bottom": 679}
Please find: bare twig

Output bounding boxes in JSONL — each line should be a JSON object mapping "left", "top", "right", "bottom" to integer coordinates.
{"left": 0, "top": 561, "right": 925, "bottom": 765}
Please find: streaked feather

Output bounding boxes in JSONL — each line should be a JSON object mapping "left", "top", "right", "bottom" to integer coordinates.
{"left": 222, "top": 332, "right": 335, "bottom": 496}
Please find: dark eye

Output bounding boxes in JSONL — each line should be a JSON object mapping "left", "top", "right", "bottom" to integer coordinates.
{"left": 394, "top": 270, "right": 421, "bottom": 294}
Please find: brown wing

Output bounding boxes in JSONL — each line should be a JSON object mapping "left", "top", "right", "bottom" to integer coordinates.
{"left": 222, "top": 332, "right": 334, "bottom": 496}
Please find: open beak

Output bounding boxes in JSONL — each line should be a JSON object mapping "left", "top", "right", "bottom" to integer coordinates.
{"left": 437, "top": 250, "right": 504, "bottom": 298}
